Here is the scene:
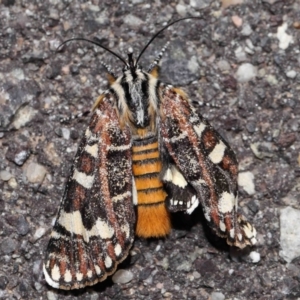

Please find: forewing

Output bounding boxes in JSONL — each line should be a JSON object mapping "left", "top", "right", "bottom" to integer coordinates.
{"left": 43, "top": 94, "right": 135, "bottom": 290}
{"left": 160, "top": 86, "right": 256, "bottom": 248}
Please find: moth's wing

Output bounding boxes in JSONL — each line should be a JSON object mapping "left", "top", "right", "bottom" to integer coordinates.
{"left": 161, "top": 163, "right": 199, "bottom": 214}
{"left": 160, "top": 86, "right": 256, "bottom": 248}
{"left": 43, "top": 94, "right": 135, "bottom": 290}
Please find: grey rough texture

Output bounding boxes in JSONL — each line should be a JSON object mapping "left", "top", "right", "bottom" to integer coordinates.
{"left": 0, "top": 0, "right": 300, "bottom": 299}
{"left": 279, "top": 206, "right": 300, "bottom": 264}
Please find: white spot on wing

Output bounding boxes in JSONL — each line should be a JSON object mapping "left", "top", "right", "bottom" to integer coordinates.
{"left": 64, "top": 269, "right": 72, "bottom": 283}
{"left": 105, "top": 256, "right": 112, "bottom": 268}
{"left": 76, "top": 272, "right": 83, "bottom": 281}
{"left": 186, "top": 196, "right": 199, "bottom": 214}
{"left": 209, "top": 141, "right": 226, "bottom": 164}
{"left": 162, "top": 168, "right": 172, "bottom": 182}
{"left": 51, "top": 230, "right": 62, "bottom": 239}
{"left": 85, "top": 128, "right": 92, "bottom": 138}
{"left": 164, "top": 131, "right": 188, "bottom": 143}
{"left": 219, "top": 221, "right": 226, "bottom": 232}
{"left": 112, "top": 191, "right": 131, "bottom": 202}
{"left": 95, "top": 265, "right": 101, "bottom": 275}
{"left": 114, "top": 244, "right": 122, "bottom": 256}
{"left": 87, "top": 270, "right": 93, "bottom": 278}
{"left": 218, "top": 192, "right": 235, "bottom": 214}
{"left": 238, "top": 233, "right": 243, "bottom": 241}
{"left": 170, "top": 166, "right": 187, "bottom": 188}
{"left": 242, "top": 222, "right": 256, "bottom": 241}
{"left": 85, "top": 144, "right": 98, "bottom": 158}
{"left": 43, "top": 264, "right": 60, "bottom": 288}
{"left": 58, "top": 211, "right": 84, "bottom": 236}
{"left": 193, "top": 123, "right": 206, "bottom": 137}
{"left": 85, "top": 128, "right": 97, "bottom": 141}
{"left": 73, "top": 169, "right": 94, "bottom": 189}
{"left": 109, "top": 143, "right": 131, "bottom": 151}
{"left": 88, "top": 218, "right": 114, "bottom": 240}
{"left": 163, "top": 165, "right": 187, "bottom": 188}
{"left": 204, "top": 210, "right": 211, "bottom": 222}
{"left": 251, "top": 237, "right": 257, "bottom": 245}
{"left": 51, "top": 264, "right": 61, "bottom": 281}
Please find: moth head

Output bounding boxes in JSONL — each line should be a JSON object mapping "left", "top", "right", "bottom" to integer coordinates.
{"left": 122, "top": 51, "right": 142, "bottom": 76}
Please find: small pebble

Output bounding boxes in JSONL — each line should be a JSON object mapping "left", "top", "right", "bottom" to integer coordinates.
{"left": 217, "top": 60, "right": 231, "bottom": 72}
{"left": 112, "top": 269, "right": 134, "bottom": 284}
{"left": 265, "top": 74, "right": 278, "bottom": 85}
{"left": 221, "top": 0, "right": 243, "bottom": 9}
{"left": 241, "top": 23, "right": 252, "bottom": 36}
{"left": 249, "top": 251, "right": 261, "bottom": 263}
{"left": 0, "top": 170, "right": 12, "bottom": 181}
{"left": 231, "top": 15, "right": 243, "bottom": 27}
{"left": 47, "top": 291, "right": 58, "bottom": 300}
{"left": 12, "top": 106, "right": 37, "bottom": 129}
{"left": 11, "top": 68, "right": 25, "bottom": 81}
{"left": 286, "top": 70, "right": 297, "bottom": 79}
{"left": 1, "top": 237, "right": 18, "bottom": 254}
{"left": 238, "top": 171, "right": 255, "bottom": 195}
{"left": 293, "top": 21, "right": 300, "bottom": 29}
{"left": 277, "top": 23, "right": 293, "bottom": 50}
{"left": 250, "top": 142, "right": 273, "bottom": 159}
{"left": 235, "top": 63, "right": 257, "bottom": 82}
{"left": 190, "top": 0, "right": 210, "bottom": 9}
{"left": 0, "top": 276, "right": 9, "bottom": 290}
{"left": 280, "top": 207, "right": 300, "bottom": 263}
{"left": 17, "top": 215, "right": 30, "bottom": 236}
{"left": 176, "top": 4, "right": 187, "bottom": 17}
{"left": 14, "top": 150, "right": 30, "bottom": 166}
{"left": 211, "top": 291, "right": 225, "bottom": 300}
{"left": 234, "top": 46, "right": 247, "bottom": 62}
{"left": 33, "top": 227, "right": 47, "bottom": 242}
{"left": 24, "top": 162, "right": 47, "bottom": 183}
{"left": 124, "top": 14, "right": 144, "bottom": 27}
{"left": 48, "top": 39, "right": 61, "bottom": 52}
{"left": 163, "top": 292, "right": 173, "bottom": 298}
{"left": 61, "top": 128, "right": 70, "bottom": 140}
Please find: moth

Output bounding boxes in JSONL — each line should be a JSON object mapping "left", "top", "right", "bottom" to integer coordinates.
{"left": 44, "top": 18, "right": 257, "bottom": 290}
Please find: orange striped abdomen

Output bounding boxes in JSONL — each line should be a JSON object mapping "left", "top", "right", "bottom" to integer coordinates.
{"left": 132, "top": 139, "right": 171, "bottom": 238}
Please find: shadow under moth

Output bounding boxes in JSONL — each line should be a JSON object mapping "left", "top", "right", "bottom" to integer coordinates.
{"left": 43, "top": 17, "right": 257, "bottom": 290}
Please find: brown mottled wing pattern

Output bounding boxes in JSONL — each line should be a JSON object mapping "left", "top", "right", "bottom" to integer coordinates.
{"left": 160, "top": 86, "right": 256, "bottom": 248}
{"left": 43, "top": 94, "right": 135, "bottom": 290}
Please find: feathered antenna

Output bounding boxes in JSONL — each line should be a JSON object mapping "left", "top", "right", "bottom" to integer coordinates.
{"left": 147, "top": 41, "right": 170, "bottom": 72}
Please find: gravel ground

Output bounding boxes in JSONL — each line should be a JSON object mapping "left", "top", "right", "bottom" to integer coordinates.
{"left": 1, "top": 0, "right": 300, "bottom": 299}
